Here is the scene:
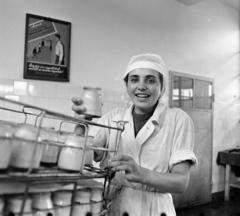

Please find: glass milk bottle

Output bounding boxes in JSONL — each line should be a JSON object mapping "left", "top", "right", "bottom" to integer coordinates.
{"left": 32, "top": 192, "right": 55, "bottom": 216}
{"left": 82, "top": 87, "right": 102, "bottom": 118}
{"left": 9, "top": 123, "right": 43, "bottom": 172}
{"left": 90, "top": 187, "right": 104, "bottom": 215}
{"left": 6, "top": 196, "right": 32, "bottom": 216}
{"left": 40, "top": 127, "right": 60, "bottom": 167}
{"left": 58, "top": 134, "right": 85, "bottom": 172}
{"left": 84, "top": 136, "right": 94, "bottom": 167}
{"left": 0, "top": 122, "right": 15, "bottom": 171}
{"left": 75, "top": 87, "right": 102, "bottom": 136}
{"left": 72, "top": 188, "right": 91, "bottom": 216}
{"left": 52, "top": 190, "right": 72, "bottom": 216}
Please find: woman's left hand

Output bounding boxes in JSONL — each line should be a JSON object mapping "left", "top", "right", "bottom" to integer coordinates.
{"left": 108, "top": 155, "right": 144, "bottom": 183}
{"left": 108, "top": 155, "right": 191, "bottom": 193}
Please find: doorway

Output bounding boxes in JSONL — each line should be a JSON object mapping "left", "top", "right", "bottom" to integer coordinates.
{"left": 169, "top": 71, "right": 214, "bottom": 208}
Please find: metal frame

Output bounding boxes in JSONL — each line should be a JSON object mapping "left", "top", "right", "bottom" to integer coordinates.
{"left": 0, "top": 96, "right": 126, "bottom": 216}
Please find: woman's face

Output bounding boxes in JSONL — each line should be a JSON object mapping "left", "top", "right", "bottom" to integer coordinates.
{"left": 126, "top": 68, "right": 162, "bottom": 114}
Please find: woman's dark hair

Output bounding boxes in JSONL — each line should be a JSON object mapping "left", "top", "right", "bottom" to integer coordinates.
{"left": 124, "top": 73, "right": 163, "bottom": 91}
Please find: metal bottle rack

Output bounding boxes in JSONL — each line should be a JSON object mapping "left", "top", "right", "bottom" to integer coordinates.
{"left": 0, "top": 96, "right": 126, "bottom": 216}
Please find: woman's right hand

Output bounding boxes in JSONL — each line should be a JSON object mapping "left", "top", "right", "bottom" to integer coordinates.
{"left": 71, "top": 97, "right": 92, "bottom": 120}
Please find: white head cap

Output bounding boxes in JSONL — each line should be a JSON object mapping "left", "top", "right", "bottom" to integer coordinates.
{"left": 124, "top": 53, "right": 167, "bottom": 96}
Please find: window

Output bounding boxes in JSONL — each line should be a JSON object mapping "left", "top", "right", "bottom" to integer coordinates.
{"left": 173, "top": 76, "right": 194, "bottom": 108}
{"left": 170, "top": 72, "right": 213, "bottom": 110}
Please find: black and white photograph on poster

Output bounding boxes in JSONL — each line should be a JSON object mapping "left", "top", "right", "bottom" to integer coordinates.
{"left": 23, "top": 13, "right": 71, "bottom": 82}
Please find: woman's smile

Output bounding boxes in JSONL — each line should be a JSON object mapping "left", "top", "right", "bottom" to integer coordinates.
{"left": 135, "top": 93, "right": 150, "bottom": 99}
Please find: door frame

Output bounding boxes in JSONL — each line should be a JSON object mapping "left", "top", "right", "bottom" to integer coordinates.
{"left": 169, "top": 70, "right": 215, "bottom": 207}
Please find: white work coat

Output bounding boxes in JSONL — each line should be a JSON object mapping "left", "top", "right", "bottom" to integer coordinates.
{"left": 90, "top": 102, "right": 197, "bottom": 216}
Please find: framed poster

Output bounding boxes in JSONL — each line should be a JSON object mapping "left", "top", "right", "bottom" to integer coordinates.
{"left": 23, "top": 13, "right": 71, "bottom": 82}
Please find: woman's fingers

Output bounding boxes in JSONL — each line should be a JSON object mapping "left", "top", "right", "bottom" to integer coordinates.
{"left": 110, "top": 163, "right": 130, "bottom": 173}
{"left": 109, "top": 161, "right": 136, "bottom": 182}
{"left": 71, "top": 97, "right": 83, "bottom": 105}
{"left": 71, "top": 97, "right": 85, "bottom": 114}
{"left": 109, "top": 159, "right": 124, "bottom": 168}
{"left": 109, "top": 155, "right": 142, "bottom": 183}
{"left": 72, "top": 104, "right": 86, "bottom": 113}
{"left": 109, "top": 155, "right": 133, "bottom": 172}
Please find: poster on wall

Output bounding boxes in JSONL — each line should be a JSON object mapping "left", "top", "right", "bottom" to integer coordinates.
{"left": 23, "top": 13, "right": 71, "bottom": 82}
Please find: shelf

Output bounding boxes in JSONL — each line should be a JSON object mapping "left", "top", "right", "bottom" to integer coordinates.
{"left": 230, "top": 181, "right": 240, "bottom": 189}
{"left": 0, "top": 166, "right": 109, "bottom": 183}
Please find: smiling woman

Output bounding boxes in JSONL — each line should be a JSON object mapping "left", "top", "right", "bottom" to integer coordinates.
{"left": 123, "top": 53, "right": 166, "bottom": 115}
{"left": 71, "top": 53, "right": 198, "bottom": 216}
{"left": 125, "top": 69, "right": 162, "bottom": 114}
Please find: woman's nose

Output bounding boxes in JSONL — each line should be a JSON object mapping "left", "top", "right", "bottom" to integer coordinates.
{"left": 137, "top": 82, "right": 147, "bottom": 91}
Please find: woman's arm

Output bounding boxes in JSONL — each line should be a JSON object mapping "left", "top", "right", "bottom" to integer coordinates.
{"left": 109, "top": 154, "right": 191, "bottom": 194}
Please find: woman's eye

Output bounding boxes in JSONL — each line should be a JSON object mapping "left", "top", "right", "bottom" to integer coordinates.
{"left": 130, "top": 78, "right": 138, "bottom": 82}
{"left": 147, "top": 79, "right": 155, "bottom": 84}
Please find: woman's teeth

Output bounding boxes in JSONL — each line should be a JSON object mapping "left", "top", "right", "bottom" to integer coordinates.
{"left": 136, "top": 94, "right": 149, "bottom": 98}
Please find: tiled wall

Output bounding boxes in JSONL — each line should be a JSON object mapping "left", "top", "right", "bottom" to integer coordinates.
{"left": 0, "top": 78, "right": 129, "bottom": 131}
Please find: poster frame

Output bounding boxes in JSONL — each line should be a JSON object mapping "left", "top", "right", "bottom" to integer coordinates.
{"left": 23, "top": 13, "right": 71, "bottom": 82}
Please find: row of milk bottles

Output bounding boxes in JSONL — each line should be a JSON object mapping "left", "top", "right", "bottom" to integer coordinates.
{"left": 0, "top": 122, "right": 94, "bottom": 172}
{"left": 0, "top": 187, "right": 103, "bottom": 216}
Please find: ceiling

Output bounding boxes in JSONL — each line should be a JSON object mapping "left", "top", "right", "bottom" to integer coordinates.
{"left": 177, "top": 0, "right": 240, "bottom": 11}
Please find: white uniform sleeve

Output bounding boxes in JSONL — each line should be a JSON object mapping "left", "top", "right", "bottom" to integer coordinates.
{"left": 168, "top": 110, "right": 198, "bottom": 171}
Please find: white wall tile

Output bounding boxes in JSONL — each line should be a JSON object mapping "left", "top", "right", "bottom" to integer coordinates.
{"left": 20, "top": 96, "right": 35, "bottom": 107}
{"left": 57, "top": 84, "right": 70, "bottom": 99}
{"left": 28, "top": 82, "right": 43, "bottom": 97}
{"left": 69, "top": 86, "right": 83, "bottom": 99}
{"left": 14, "top": 81, "right": 28, "bottom": 96}
{"left": 48, "top": 98, "right": 65, "bottom": 113}
{"left": 0, "top": 79, "right": 14, "bottom": 96}
{"left": 48, "top": 98, "right": 73, "bottom": 116}
{"left": 43, "top": 83, "right": 57, "bottom": 98}
{"left": 62, "top": 99, "right": 75, "bottom": 116}
{"left": 34, "top": 98, "right": 49, "bottom": 110}
{"left": 4, "top": 95, "right": 20, "bottom": 111}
